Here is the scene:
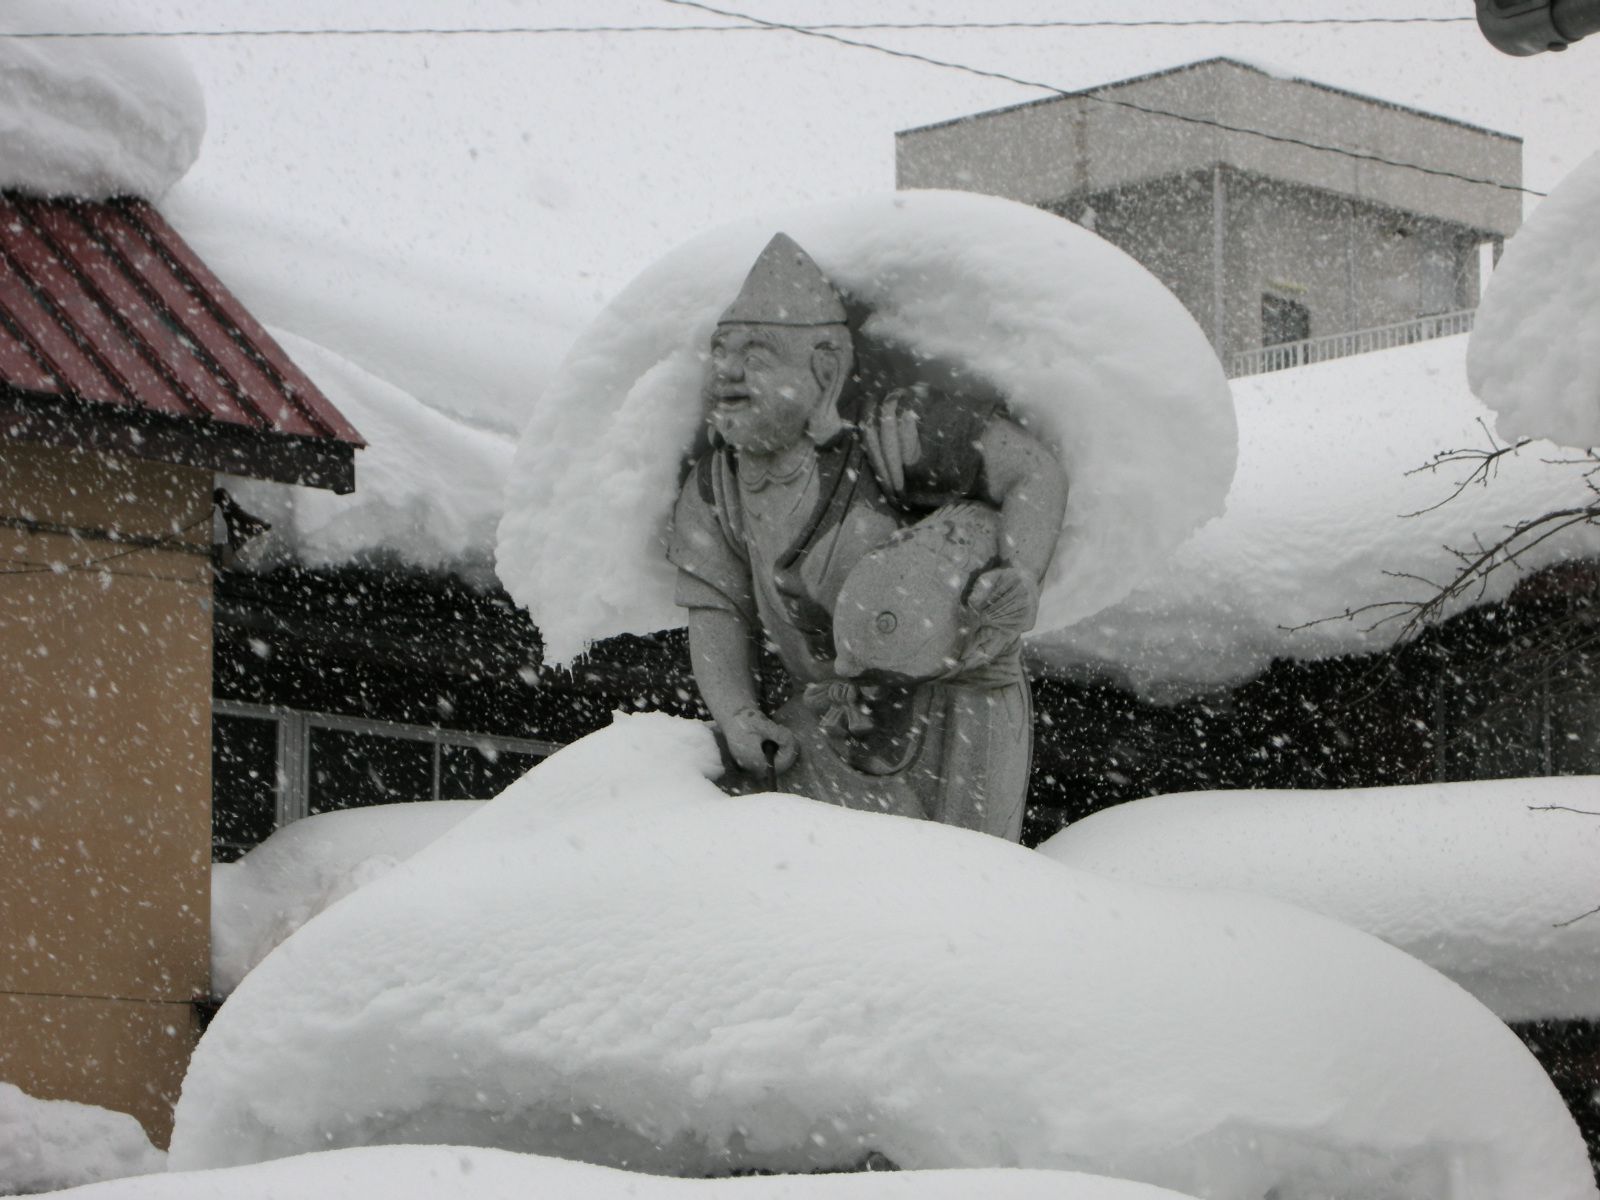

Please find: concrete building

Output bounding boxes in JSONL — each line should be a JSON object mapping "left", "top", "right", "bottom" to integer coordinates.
{"left": 896, "top": 58, "right": 1523, "bottom": 374}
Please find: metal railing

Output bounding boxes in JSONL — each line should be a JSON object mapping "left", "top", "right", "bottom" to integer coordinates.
{"left": 1227, "top": 308, "right": 1476, "bottom": 377}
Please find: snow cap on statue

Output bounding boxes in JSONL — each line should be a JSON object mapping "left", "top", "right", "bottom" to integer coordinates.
{"left": 718, "top": 233, "right": 847, "bottom": 327}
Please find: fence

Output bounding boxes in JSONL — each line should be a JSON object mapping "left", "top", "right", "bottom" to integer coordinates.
{"left": 1227, "top": 309, "right": 1476, "bottom": 377}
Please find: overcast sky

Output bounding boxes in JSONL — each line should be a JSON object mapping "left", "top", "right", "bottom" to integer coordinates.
{"left": 26, "top": 1, "right": 1600, "bottom": 320}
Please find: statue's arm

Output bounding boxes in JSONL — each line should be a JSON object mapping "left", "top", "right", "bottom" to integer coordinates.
{"left": 686, "top": 604, "right": 799, "bottom": 776}
{"left": 978, "top": 417, "right": 1069, "bottom": 584}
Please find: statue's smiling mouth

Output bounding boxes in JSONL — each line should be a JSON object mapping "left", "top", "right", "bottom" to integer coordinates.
{"left": 713, "top": 391, "right": 752, "bottom": 409}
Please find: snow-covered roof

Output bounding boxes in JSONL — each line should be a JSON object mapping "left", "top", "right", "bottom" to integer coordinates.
{"left": 0, "top": 195, "right": 363, "bottom": 491}
{"left": 0, "top": 3, "right": 203, "bottom": 199}
{"left": 1037, "top": 333, "right": 1600, "bottom": 696}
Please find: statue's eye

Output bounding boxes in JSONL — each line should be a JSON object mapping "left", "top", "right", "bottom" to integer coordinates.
{"left": 874, "top": 611, "right": 898, "bottom": 634}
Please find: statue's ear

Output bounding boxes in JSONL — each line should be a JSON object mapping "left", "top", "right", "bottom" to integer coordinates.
{"left": 810, "top": 343, "right": 843, "bottom": 392}
{"left": 807, "top": 343, "right": 847, "bottom": 444}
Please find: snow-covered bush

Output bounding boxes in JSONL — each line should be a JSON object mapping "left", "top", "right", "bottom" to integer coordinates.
{"left": 171, "top": 715, "right": 1594, "bottom": 1199}
{"left": 1040, "top": 778, "right": 1600, "bottom": 1022}
{"left": 496, "top": 190, "right": 1236, "bottom": 665}
{"left": 0, "top": 1083, "right": 163, "bottom": 1194}
{"left": 211, "top": 800, "right": 484, "bottom": 996}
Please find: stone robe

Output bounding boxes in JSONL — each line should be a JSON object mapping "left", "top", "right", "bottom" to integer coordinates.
{"left": 667, "top": 386, "right": 1032, "bottom": 841}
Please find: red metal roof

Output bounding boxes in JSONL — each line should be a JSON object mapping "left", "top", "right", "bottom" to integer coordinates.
{"left": 0, "top": 191, "right": 362, "bottom": 492}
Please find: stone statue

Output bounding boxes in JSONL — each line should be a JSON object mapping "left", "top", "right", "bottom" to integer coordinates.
{"left": 668, "top": 234, "right": 1069, "bottom": 840}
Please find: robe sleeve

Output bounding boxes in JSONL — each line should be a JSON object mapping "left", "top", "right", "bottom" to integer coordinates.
{"left": 666, "top": 454, "right": 758, "bottom": 628}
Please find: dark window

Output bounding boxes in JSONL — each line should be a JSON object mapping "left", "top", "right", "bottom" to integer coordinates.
{"left": 1262, "top": 293, "right": 1311, "bottom": 347}
{"left": 440, "top": 743, "right": 544, "bottom": 800}
{"left": 308, "top": 727, "right": 435, "bottom": 812}
{"left": 213, "top": 714, "right": 279, "bottom": 861}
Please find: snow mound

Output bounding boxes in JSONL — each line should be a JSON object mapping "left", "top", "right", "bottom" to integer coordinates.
{"left": 0, "top": 4, "right": 203, "bottom": 199}
{"left": 0, "top": 1082, "right": 163, "bottom": 1194}
{"left": 497, "top": 190, "right": 1236, "bottom": 665}
{"left": 1038, "top": 336, "right": 1600, "bottom": 696}
{"left": 1470, "top": 148, "right": 1600, "bottom": 448}
{"left": 225, "top": 328, "right": 514, "bottom": 578}
{"left": 1041, "top": 777, "right": 1600, "bottom": 1022}
{"left": 211, "top": 800, "right": 484, "bottom": 997}
{"left": 43, "top": 1145, "right": 1199, "bottom": 1200}
{"left": 171, "top": 715, "right": 1592, "bottom": 1200}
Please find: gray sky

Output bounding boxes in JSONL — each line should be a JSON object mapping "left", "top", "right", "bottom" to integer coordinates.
{"left": 42, "top": 2, "right": 1600, "bottom": 314}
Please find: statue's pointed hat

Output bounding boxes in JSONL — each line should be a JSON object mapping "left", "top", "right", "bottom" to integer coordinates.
{"left": 718, "top": 233, "right": 847, "bottom": 327}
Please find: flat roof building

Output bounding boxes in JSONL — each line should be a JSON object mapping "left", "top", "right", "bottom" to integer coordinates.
{"left": 897, "top": 58, "right": 1523, "bottom": 374}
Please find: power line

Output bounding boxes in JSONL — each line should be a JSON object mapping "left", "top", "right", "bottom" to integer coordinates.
{"left": 0, "top": 16, "right": 1477, "bottom": 40}
{"left": 661, "top": 0, "right": 1545, "bottom": 199}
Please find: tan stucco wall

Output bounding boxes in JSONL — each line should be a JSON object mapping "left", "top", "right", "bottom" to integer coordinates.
{"left": 0, "top": 440, "right": 212, "bottom": 1147}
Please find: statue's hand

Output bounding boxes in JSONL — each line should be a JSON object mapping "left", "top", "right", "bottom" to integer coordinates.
{"left": 957, "top": 566, "right": 1040, "bottom": 671}
{"left": 722, "top": 706, "right": 800, "bottom": 777}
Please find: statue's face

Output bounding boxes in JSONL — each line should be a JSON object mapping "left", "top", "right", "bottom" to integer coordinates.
{"left": 704, "top": 324, "right": 822, "bottom": 455}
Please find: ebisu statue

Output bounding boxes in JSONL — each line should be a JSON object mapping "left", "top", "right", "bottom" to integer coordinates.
{"left": 667, "top": 234, "right": 1069, "bottom": 840}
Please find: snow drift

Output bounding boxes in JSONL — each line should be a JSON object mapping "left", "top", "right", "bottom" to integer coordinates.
{"left": 0, "top": 1082, "right": 163, "bottom": 1194}
{"left": 224, "top": 328, "right": 514, "bottom": 579}
{"left": 497, "top": 190, "right": 1236, "bottom": 665}
{"left": 171, "top": 715, "right": 1592, "bottom": 1200}
{"left": 1469, "top": 147, "right": 1600, "bottom": 448}
{"left": 211, "top": 800, "right": 484, "bottom": 997}
{"left": 0, "top": 3, "right": 203, "bottom": 199}
{"left": 40, "top": 1145, "right": 1200, "bottom": 1200}
{"left": 1041, "top": 777, "right": 1600, "bottom": 1022}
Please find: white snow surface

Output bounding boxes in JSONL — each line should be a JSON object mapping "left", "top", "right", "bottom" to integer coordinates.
{"left": 1041, "top": 777, "right": 1600, "bottom": 1022}
{"left": 210, "top": 800, "right": 484, "bottom": 998}
{"left": 0, "top": 1083, "right": 164, "bottom": 1194}
{"left": 1469, "top": 148, "right": 1600, "bottom": 448}
{"left": 159, "top": 193, "right": 586, "bottom": 438}
{"left": 1039, "top": 335, "right": 1600, "bottom": 696}
{"left": 497, "top": 190, "right": 1236, "bottom": 666}
{"left": 171, "top": 714, "right": 1593, "bottom": 1200}
{"left": 0, "top": 3, "right": 203, "bottom": 199}
{"left": 41, "top": 1146, "right": 1198, "bottom": 1200}
{"left": 225, "top": 328, "right": 514, "bottom": 578}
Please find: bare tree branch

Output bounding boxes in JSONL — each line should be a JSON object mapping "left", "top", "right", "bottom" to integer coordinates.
{"left": 1399, "top": 422, "right": 1530, "bottom": 517}
{"left": 1554, "top": 903, "right": 1600, "bottom": 930}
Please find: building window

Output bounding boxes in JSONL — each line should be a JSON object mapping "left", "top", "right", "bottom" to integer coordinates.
{"left": 1262, "top": 293, "right": 1312, "bottom": 348}
{"left": 211, "top": 700, "right": 557, "bottom": 860}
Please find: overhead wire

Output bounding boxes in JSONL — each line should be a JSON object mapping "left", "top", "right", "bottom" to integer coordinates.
{"left": 659, "top": 0, "right": 1545, "bottom": 198}
{"left": 0, "top": 16, "right": 1477, "bottom": 39}
{"left": 0, "top": 5, "right": 1540, "bottom": 199}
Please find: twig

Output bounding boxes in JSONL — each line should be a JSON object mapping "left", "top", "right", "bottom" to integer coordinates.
{"left": 1554, "top": 903, "right": 1600, "bottom": 930}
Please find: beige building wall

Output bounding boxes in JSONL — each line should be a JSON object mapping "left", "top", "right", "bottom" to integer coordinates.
{"left": 0, "top": 440, "right": 212, "bottom": 1147}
